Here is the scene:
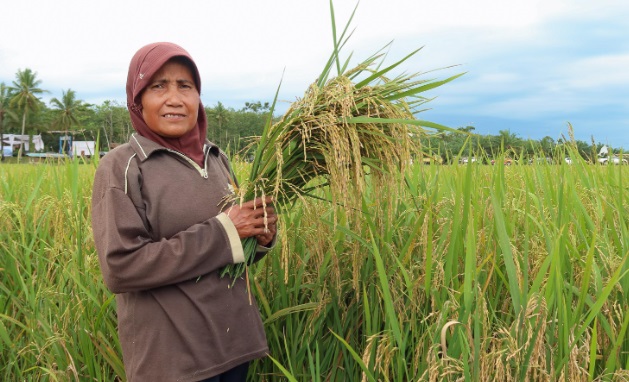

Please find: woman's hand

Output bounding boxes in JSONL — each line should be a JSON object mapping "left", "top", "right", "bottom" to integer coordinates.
{"left": 225, "top": 197, "right": 277, "bottom": 246}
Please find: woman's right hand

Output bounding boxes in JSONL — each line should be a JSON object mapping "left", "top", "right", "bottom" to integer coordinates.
{"left": 225, "top": 197, "right": 277, "bottom": 240}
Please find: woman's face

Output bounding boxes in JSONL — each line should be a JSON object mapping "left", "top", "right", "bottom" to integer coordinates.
{"left": 141, "top": 59, "right": 200, "bottom": 138}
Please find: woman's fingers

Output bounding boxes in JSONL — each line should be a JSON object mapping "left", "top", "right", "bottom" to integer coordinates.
{"left": 241, "top": 196, "right": 273, "bottom": 209}
{"left": 256, "top": 219, "right": 277, "bottom": 246}
{"left": 226, "top": 197, "right": 277, "bottom": 239}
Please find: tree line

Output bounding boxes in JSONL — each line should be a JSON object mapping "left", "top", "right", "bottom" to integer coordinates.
{"left": 0, "top": 68, "right": 272, "bottom": 161}
{"left": 420, "top": 125, "right": 622, "bottom": 165}
{"left": 1, "top": 68, "right": 623, "bottom": 163}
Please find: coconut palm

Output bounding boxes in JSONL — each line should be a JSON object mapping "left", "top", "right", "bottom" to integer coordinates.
{"left": 9, "top": 68, "right": 46, "bottom": 162}
{"left": 497, "top": 129, "right": 521, "bottom": 151}
{"left": 0, "top": 82, "right": 17, "bottom": 160}
{"left": 50, "top": 89, "right": 88, "bottom": 154}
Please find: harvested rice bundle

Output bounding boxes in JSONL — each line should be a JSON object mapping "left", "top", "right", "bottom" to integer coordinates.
{"left": 221, "top": 6, "right": 462, "bottom": 278}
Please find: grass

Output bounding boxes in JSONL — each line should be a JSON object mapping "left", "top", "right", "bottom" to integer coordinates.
{"left": 3, "top": 4, "right": 628, "bottom": 378}
{"left": 250, "top": 148, "right": 629, "bottom": 381}
{"left": 0, "top": 159, "right": 124, "bottom": 381}
{"left": 1, "top": 153, "right": 629, "bottom": 380}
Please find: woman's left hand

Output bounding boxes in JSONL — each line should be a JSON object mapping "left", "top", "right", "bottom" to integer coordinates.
{"left": 255, "top": 219, "right": 277, "bottom": 247}
{"left": 226, "top": 197, "right": 277, "bottom": 246}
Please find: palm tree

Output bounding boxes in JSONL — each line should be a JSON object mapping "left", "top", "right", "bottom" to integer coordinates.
{"left": 50, "top": 89, "right": 88, "bottom": 154}
{"left": 9, "top": 68, "right": 46, "bottom": 162}
{"left": 497, "top": 129, "right": 521, "bottom": 151}
{"left": 0, "top": 82, "right": 17, "bottom": 160}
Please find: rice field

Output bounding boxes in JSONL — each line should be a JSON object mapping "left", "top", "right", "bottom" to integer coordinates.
{"left": 1, "top": 154, "right": 628, "bottom": 381}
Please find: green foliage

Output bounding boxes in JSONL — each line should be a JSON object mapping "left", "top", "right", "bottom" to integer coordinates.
{"left": 205, "top": 102, "right": 269, "bottom": 154}
{"left": 0, "top": 64, "right": 270, "bottom": 156}
{"left": 50, "top": 89, "right": 90, "bottom": 128}
{"left": 87, "top": 100, "right": 133, "bottom": 148}
{"left": 8, "top": 68, "right": 46, "bottom": 115}
{"left": 0, "top": 161, "right": 123, "bottom": 381}
{"left": 0, "top": 69, "right": 624, "bottom": 162}
{"left": 423, "top": 127, "right": 618, "bottom": 165}
{"left": 8, "top": 68, "right": 47, "bottom": 161}
{"left": 1, "top": 155, "right": 629, "bottom": 380}
{"left": 0, "top": 83, "right": 17, "bottom": 160}
{"left": 221, "top": 0, "right": 462, "bottom": 278}
{"left": 251, "top": 156, "right": 629, "bottom": 381}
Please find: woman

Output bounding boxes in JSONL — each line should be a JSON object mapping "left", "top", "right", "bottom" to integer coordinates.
{"left": 91, "top": 42, "right": 277, "bottom": 382}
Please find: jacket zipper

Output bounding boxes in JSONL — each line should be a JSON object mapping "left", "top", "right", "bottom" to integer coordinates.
{"left": 165, "top": 148, "right": 209, "bottom": 179}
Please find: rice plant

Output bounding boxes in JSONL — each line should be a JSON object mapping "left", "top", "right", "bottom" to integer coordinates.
{"left": 0, "top": 160, "right": 124, "bottom": 381}
{"left": 2, "top": 2, "right": 628, "bottom": 380}
{"left": 251, "top": 145, "right": 629, "bottom": 381}
{"left": 221, "top": 1, "right": 463, "bottom": 278}
{"left": 1, "top": 141, "right": 629, "bottom": 381}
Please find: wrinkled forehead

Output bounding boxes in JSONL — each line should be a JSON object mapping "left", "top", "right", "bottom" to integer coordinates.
{"left": 151, "top": 56, "right": 198, "bottom": 83}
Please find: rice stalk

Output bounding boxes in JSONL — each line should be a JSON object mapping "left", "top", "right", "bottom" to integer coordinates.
{"left": 221, "top": 6, "right": 462, "bottom": 278}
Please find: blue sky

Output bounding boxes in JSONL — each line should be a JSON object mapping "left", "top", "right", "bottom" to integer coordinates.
{"left": 1, "top": 0, "right": 628, "bottom": 148}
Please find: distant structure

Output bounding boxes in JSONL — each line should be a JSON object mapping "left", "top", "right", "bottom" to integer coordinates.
{"left": 1, "top": 134, "right": 45, "bottom": 156}
{"left": 597, "top": 145, "right": 628, "bottom": 165}
{"left": 71, "top": 141, "right": 96, "bottom": 157}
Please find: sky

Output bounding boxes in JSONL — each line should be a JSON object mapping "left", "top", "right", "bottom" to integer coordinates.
{"left": 1, "top": 0, "right": 628, "bottom": 148}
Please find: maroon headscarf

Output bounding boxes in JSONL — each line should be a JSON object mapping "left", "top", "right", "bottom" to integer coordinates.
{"left": 126, "top": 42, "right": 207, "bottom": 166}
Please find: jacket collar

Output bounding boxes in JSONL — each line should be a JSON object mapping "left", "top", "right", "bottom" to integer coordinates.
{"left": 129, "top": 133, "right": 219, "bottom": 162}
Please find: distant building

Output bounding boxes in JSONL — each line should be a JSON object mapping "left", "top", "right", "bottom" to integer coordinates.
{"left": 1, "top": 134, "right": 45, "bottom": 155}
{"left": 72, "top": 141, "right": 96, "bottom": 157}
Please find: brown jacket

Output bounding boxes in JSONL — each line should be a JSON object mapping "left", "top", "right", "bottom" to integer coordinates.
{"left": 91, "top": 134, "right": 268, "bottom": 381}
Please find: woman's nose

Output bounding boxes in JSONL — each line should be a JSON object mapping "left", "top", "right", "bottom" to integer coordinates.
{"left": 164, "top": 86, "right": 183, "bottom": 105}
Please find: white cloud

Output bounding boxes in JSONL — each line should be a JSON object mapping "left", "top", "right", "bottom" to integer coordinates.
{"left": 559, "top": 54, "right": 629, "bottom": 89}
{"left": 1, "top": 0, "right": 629, "bottom": 148}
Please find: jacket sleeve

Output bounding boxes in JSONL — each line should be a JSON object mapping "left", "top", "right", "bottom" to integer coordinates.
{"left": 91, "top": 164, "right": 244, "bottom": 294}
{"left": 252, "top": 234, "right": 277, "bottom": 263}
